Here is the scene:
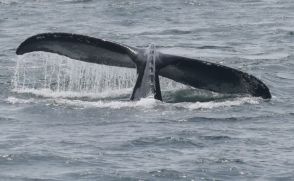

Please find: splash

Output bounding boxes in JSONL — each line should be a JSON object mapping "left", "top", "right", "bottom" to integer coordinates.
{"left": 12, "top": 52, "right": 185, "bottom": 99}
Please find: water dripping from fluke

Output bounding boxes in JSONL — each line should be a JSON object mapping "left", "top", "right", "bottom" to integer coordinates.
{"left": 12, "top": 53, "right": 136, "bottom": 100}
{"left": 11, "top": 52, "right": 186, "bottom": 102}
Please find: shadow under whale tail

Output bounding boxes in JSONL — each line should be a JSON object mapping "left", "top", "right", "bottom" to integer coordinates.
{"left": 16, "top": 33, "right": 271, "bottom": 100}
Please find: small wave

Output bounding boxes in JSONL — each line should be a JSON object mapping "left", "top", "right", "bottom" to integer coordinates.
{"left": 200, "top": 135, "right": 231, "bottom": 141}
{"left": 0, "top": 154, "right": 13, "bottom": 161}
{"left": 159, "top": 29, "right": 192, "bottom": 35}
{"left": 215, "top": 158, "right": 245, "bottom": 164}
{"left": 139, "top": 29, "right": 192, "bottom": 35}
{"left": 6, "top": 96, "right": 35, "bottom": 104}
{"left": 185, "top": 117, "right": 239, "bottom": 123}
{"left": 276, "top": 72, "right": 294, "bottom": 80}
{"left": 127, "top": 136, "right": 202, "bottom": 148}
{"left": 194, "top": 157, "right": 245, "bottom": 164}
{"left": 62, "top": 0, "right": 93, "bottom": 4}
{"left": 0, "top": 152, "right": 68, "bottom": 164}
{"left": 0, "top": 0, "right": 18, "bottom": 5}
{"left": 149, "top": 169, "right": 188, "bottom": 179}
{"left": 0, "top": 176, "right": 60, "bottom": 181}
{"left": 197, "top": 45, "right": 233, "bottom": 50}
{"left": 0, "top": 117, "right": 17, "bottom": 122}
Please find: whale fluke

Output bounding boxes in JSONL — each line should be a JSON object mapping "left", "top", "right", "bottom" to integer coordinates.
{"left": 16, "top": 33, "right": 271, "bottom": 100}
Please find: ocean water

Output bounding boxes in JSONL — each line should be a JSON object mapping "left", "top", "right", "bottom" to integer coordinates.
{"left": 1, "top": 0, "right": 294, "bottom": 180}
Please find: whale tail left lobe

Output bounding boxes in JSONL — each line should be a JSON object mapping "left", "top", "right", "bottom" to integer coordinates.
{"left": 16, "top": 33, "right": 162, "bottom": 100}
{"left": 16, "top": 33, "right": 271, "bottom": 100}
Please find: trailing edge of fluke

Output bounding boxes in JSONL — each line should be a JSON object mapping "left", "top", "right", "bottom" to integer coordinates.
{"left": 16, "top": 33, "right": 271, "bottom": 101}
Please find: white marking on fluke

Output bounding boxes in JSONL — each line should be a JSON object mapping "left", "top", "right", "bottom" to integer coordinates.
{"left": 144, "top": 44, "right": 158, "bottom": 95}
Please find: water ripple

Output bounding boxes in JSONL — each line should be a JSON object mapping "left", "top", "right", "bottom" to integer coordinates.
{"left": 127, "top": 136, "right": 203, "bottom": 148}
{"left": 149, "top": 169, "right": 188, "bottom": 180}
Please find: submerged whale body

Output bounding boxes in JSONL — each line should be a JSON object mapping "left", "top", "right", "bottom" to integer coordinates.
{"left": 16, "top": 33, "right": 271, "bottom": 101}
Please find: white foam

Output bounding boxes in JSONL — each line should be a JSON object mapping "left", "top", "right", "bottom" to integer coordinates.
{"left": 50, "top": 96, "right": 260, "bottom": 110}
{"left": 52, "top": 97, "right": 159, "bottom": 109}
{"left": 6, "top": 97, "right": 36, "bottom": 104}
{"left": 172, "top": 97, "right": 260, "bottom": 110}
{"left": 12, "top": 88, "right": 132, "bottom": 99}
{"left": 6, "top": 95, "right": 159, "bottom": 109}
{"left": 6, "top": 93, "right": 260, "bottom": 111}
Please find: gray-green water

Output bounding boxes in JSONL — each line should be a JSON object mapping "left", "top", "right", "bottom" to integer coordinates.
{"left": 0, "top": 0, "right": 294, "bottom": 180}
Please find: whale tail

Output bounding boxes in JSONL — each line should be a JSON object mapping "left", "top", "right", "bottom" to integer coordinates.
{"left": 16, "top": 33, "right": 271, "bottom": 100}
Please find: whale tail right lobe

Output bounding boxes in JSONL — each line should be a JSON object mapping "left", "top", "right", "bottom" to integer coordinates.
{"left": 158, "top": 54, "right": 271, "bottom": 99}
{"left": 16, "top": 33, "right": 271, "bottom": 100}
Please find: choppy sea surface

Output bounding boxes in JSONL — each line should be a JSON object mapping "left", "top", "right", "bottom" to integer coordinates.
{"left": 1, "top": 0, "right": 294, "bottom": 180}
